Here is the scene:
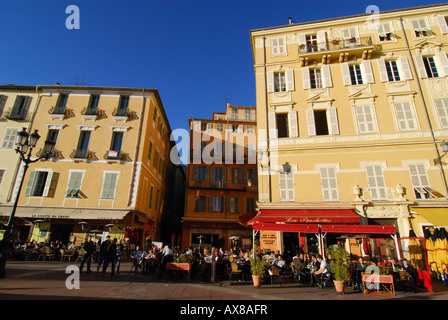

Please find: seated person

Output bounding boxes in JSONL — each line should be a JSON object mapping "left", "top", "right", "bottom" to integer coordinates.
{"left": 272, "top": 255, "right": 286, "bottom": 269}
{"left": 310, "top": 255, "right": 330, "bottom": 288}
{"left": 399, "top": 259, "right": 417, "bottom": 293}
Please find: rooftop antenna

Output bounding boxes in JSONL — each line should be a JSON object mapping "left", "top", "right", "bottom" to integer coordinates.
{"left": 224, "top": 92, "right": 230, "bottom": 107}
{"left": 72, "top": 76, "right": 87, "bottom": 86}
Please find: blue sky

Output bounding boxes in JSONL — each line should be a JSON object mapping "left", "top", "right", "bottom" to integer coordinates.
{"left": 0, "top": 0, "right": 446, "bottom": 132}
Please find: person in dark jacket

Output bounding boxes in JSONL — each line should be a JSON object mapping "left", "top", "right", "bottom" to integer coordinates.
{"left": 80, "top": 235, "right": 95, "bottom": 273}
{"left": 97, "top": 235, "right": 110, "bottom": 271}
{"left": 102, "top": 238, "right": 117, "bottom": 276}
{"left": 400, "top": 259, "right": 418, "bottom": 293}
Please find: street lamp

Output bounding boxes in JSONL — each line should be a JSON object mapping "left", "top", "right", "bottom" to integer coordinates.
{"left": 0, "top": 128, "right": 55, "bottom": 278}
{"left": 434, "top": 140, "right": 448, "bottom": 165}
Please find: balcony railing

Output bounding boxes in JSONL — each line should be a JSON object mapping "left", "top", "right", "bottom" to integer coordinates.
{"left": 81, "top": 107, "right": 99, "bottom": 116}
{"left": 104, "top": 150, "right": 123, "bottom": 161}
{"left": 3, "top": 108, "right": 31, "bottom": 121}
{"left": 299, "top": 36, "right": 373, "bottom": 54}
{"left": 70, "top": 149, "right": 97, "bottom": 160}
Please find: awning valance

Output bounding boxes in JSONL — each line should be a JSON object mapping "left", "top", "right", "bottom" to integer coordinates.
{"left": 253, "top": 222, "right": 395, "bottom": 234}
{"left": 0, "top": 205, "right": 130, "bottom": 221}
{"left": 412, "top": 207, "right": 448, "bottom": 227}
{"left": 248, "top": 208, "right": 360, "bottom": 225}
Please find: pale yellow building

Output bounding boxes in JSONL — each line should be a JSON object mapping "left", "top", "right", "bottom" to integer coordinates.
{"left": 0, "top": 85, "right": 175, "bottom": 248}
{"left": 250, "top": 4, "right": 448, "bottom": 257}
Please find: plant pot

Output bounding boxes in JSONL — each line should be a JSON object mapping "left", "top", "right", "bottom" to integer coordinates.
{"left": 252, "top": 275, "right": 262, "bottom": 287}
{"left": 333, "top": 280, "right": 345, "bottom": 293}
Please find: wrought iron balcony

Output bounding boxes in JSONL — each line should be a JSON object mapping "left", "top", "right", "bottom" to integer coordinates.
{"left": 70, "top": 149, "right": 97, "bottom": 160}
{"left": 3, "top": 108, "right": 31, "bottom": 121}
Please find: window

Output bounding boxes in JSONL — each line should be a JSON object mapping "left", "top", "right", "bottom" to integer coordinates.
{"left": 75, "top": 131, "right": 91, "bottom": 158}
{"left": 279, "top": 170, "right": 294, "bottom": 201}
{"left": 306, "top": 35, "right": 318, "bottom": 52}
{"left": 349, "top": 65, "right": 363, "bottom": 85}
{"left": 194, "top": 166, "right": 206, "bottom": 181}
{"left": 310, "top": 69, "right": 323, "bottom": 89}
{"left": 24, "top": 171, "right": 53, "bottom": 197}
{"left": 0, "top": 95, "right": 8, "bottom": 117}
{"left": 226, "top": 197, "right": 239, "bottom": 213}
{"left": 411, "top": 19, "right": 431, "bottom": 37}
{"left": 394, "top": 102, "right": 417, "bottom": 130}
{"left": 56, "top": 93, "right": 68, "bottom": 113}
{"left": 377, "top": 23, "right": 393, "bottom": 42}
{"left": 206, "top": 123, "right": 212, "bottom": 131}
{"left": 271, "top": 37, "right": 286, "bottom": 55}
{"left": 408, "top": 164, "right": 430, "bottom": 199}
{"left": 274, "top": 72, "right": 286, "bottom": 92}
{"left": 306, "top": 108, "right": 339, "bottom": 136}
{"left": 153, "top": 107, "right": 158, "bottom": 122}
{"left": 415, "top": 53, "right": 448, "bottom": 78}
{"left": 110, "top": 132, "right": 123, "bottom": 155}
{"left": 194, "top": 196, "right": 207, "bottom": 212}
{"left": 423, "top": 56, "right": 439, "bottom": 78}
{"left": 148, "top": 141, "right": 153, "bottom": 161}
{"left": 149, "top": 185, "right": 154, "bottom": 208}
{"left": 153, "top": 150, "right": 159, "bottom": 170}
{"left": 245, "top": 109, "right": 251, "bottom": 120}
{"left": 365, "top": 165, "right": 387, "bottom": 201}
{"left": 8, "top": 96, "right": 31, "bottom": 119}
{"left": 385, "top": 61, "right": 401, "bottom": 81}
{"left": 88, "top": 95, "right": 100, "bottom": 110}
{"left": 437, "top": 15, "right": 448, "bottom": 34}
{"left": 319, "top": 167, "right": 338, "bottom": 201}
{"left": 231, "top": 108, "right": 238, "bottom": 119}
{"left": 246, "top": 125, "right": 255, "bottom": 133}
{"left": 435, "top": 99, "right": 448, "bottom": 128}
{"left": 247, "top": 168, "right": 258, "bottom": 185}
{"left": 0, "top": 170, "right": 5, "bottom": 189}
{"left": 1, "top": 128, "right": 19, "bottom": 149}
{"left": 246, "top": 197, "right": 255, "bottom": 213}
{"left": 231, "top": 168, "right": 244, "bottom": 183}
{"left": 354, "top": 105, "right": 376, "bottom": 133}
{"left": 209, "top": 196, "right": 223, "bottom": 212}
{"left": 100, "top": 172, "right": 118, "bottom": 200}
{"left": 119, "top": 96, "right": 129, "bottom": 110}
{"left": 66, "top": 171, "right": 83, "bottom": 198}
{"left": 216, "top": 123, "right": 223, "bottom": 132}
{"left": 342, "top": 28, "right": 359, "bottom": 46}
{"left": 276, "top": 113, "right": 289, "bottom": 138}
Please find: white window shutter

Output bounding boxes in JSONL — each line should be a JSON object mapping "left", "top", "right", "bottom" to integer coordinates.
{"left": 238, "top": 125, "right": 243, "bottom": 133}
{"left": 317, "top": 30, "right": 327, "bottom": 51}
{"left": 322, "top": 65, "right": 332, "bottom": 88}
{"left": 271, "top": 38, "right": 278, "bottom": 55}
{"left": 286, "top": 69, "right": 295, "bottom": 91}
{"left": 267, "top": 71, "right": 274, "bottom": 93}
{"left": 437, "top": 15, "right": 448, "bottom": 34}
{"left": 341, "top": 63, "right": 351, "bottom": 86}
{"left": 326, "top": 107, "right": 339, "bottom": 135}
{"left": 298, "top": 33, "right": 306, "bottom": 47}
{"left": 43, "top": 171, "right": 54, "bottom": 197}
{"left": 268, "top": 112, "right": 277, "bottom": 138}
{"left": 302, "top": 67, "right": 311, "bottom": 89}
{"left": 361, "top": 60, "right": 374, "bottom": 83}
{"left": 24, "top": 171, "right": 37, "bottom": 196}
{"left": 435, "top": 52, "right": 448, "bottom": 77}
{"left": 414, "top": 55, "right": 428, "bottom": 78}
{"left": 288, "top": 110, "right": 298, "bottom": 137}
{"left": 377, "top": 59, "right": 389, "bottom": 82}
{"left": 435, "top": 100, "right": 448, "bottom": 128}
{"left": 306, "top": 109, "right": 316, "bottom": 136}
{"left": 398, "top": 56, "right": 413, "bottom": 80}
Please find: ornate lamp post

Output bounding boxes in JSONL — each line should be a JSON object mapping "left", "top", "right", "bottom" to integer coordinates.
{"left": 0, "top": 128, "right": 55, "bottom": 278}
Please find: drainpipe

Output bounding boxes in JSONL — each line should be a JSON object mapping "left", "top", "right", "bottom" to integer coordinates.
{"left": 262, "top": 36, "right": 272, "bottom": 203}
{"left": 399, "top": 17, "right": 448, "bottom": 199}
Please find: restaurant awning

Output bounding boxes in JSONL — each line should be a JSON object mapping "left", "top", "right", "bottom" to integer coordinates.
{"left": 412, "top": 207, "right": 448, "bottom": 227}
{"left": 247, "top": 208, "right": 360, "bottom": 225}
{"left": 238, "top": 210, "right": 258, "bottom": 226}
{"left": 0, "top": 205, "right": 131, "bottom": 221}
{"left": 252, "top": 222, "right": 395, "bottom": 234}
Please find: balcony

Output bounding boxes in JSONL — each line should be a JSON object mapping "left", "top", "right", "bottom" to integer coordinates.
{"left": 48, "top": 105, "right": 67, "bottom": 120}
{"left": 70, "top": 149, "right": 97, "bottom": 161}
{"left": 81, "top": 107, "right": 99, "bottom": 121}
{"left": 3, "top": 108, "right": 31, "bottom": 121}
{"left": 112, "top": 108, "right": 129, "bottom": 122}
{"left": 298, "top": 36, "right": 375, "bottom": 65}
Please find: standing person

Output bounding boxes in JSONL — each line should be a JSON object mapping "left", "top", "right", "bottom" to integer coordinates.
{"left": 115, "top": 239, "right": 124, "bottom": 274}
{"left": 102, "top": 238, "right": 117, "bottom": 276}
{"left": 79, "top": 235, "right": 94, "bottom": 273}
{"left": 400, "top": 259, "right": 417, "bottom": 293}
{"left": 97, "top": 235, "right": 111, "bottom": 272}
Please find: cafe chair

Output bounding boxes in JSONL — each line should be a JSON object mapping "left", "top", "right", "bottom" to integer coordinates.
{"left": 228, "top": 262, "right": 244, "bottom": 284}
{"left": 268, "top": 266, "right": 283, "bottom": 287}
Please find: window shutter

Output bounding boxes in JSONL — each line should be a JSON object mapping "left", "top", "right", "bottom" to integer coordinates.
{"left": 341, "top": 63, "right": 351, "bottom": 85}
{"left": 208, "top": 196, "right": 213, "bottom": 212}
{"left": 306, "top": 109, "right": 316, "bottom": 136}
{"left": 286, "top": 173, "right": 294, "bottom": 201}
{"left": 0, "top": 95, "right": 7, "bottom": 115}
{"left": 414, "top": 55, "right": 428, "bottom": 78}
{"left": 267, "top": 71, "right": 274, "bottom": 93}
{"left": 286, "top": 69, "right": 294, "bottom": 91}
{"left": 326, "top": 107, "right": 339, "bottom": 135}
{"left": 42, "top": 171, "right": 54, "bottom": 197}
{"left": 365, "top": 165, "right": 387, "bottom": 200}
{"left": 437, "top": 15, "right": 448, "bottom": 34}
{"left": 271, "top": 38, "right": 278, "bottom": 55}
{"left": 377, "top": 59, "right": 389, "bottom": 82}
{"left": 298, "top": 33, "right": 306, "bottom": 47}
{"left": 302, "top": 67, "right": 311, "bottom": 89}
{"left": 395, "top": 102, "right": 416, "bottom": 130}
{"left": 435, "top": 52, "right": 448, "bottom": 77}
{"left": 268, "top": 112, "right": 277, "bottom": 138}
{"left": 322, "top": 65, "right": 332, "bottom": 88}
{"left": 24, "top": 171, "right": 37, "bottom": 196}
{"left": 398, "top": 56, "right": 413, "bottom": 80}
{"left": 288, "top": 110, "right": 298, "bottom": 137}
{"left": 435, "top": 100, "right": 448, "bottom": 128}
{"left": 317, "top": 30, "right": 327, "bottom": 51}
{"left": 361, "top": 60, "right": 374, "bottom": 83}
{"left": 279, "top": 173, "right": 287, "bottom": 201}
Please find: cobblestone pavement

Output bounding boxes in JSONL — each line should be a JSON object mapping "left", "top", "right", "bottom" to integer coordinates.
{"left": 1, "top": 261, "right": 447, "bottom": 302}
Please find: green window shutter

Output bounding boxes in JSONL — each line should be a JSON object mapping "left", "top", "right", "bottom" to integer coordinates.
{"left": 101, "top": 173, "right": 118, "bottom": 199}
{"left": 24, "top": 171, "right": 37, "bottom": 196}
{"left": 42, "top": 171, "right": 54, "bottom": 197}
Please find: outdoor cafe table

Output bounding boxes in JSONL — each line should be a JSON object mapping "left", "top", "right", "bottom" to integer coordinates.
{"left": 362, "top": 273, "right": 395, "bottom": 296}
{"left": 165, "top": 262, "right": 191, "bottom": 281}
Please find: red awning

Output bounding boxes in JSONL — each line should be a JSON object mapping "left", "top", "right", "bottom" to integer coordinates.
{"left": 238, "top": 210, "right": 258, "bottom": 226}
{"left": 252, "top": 222, "right": 395, "bottom": 234}
{"left": 321, "top": 224, "right": 396, "bottom": 234}
{"left": 252, "top": 222, "right": 319, "bottom": 233}
{"left": 248, "top": 209, "right": 360, "bottom": 225}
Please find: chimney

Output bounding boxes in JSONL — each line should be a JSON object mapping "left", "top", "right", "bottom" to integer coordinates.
{"left": 289, "top": 17, "right": 292, "bottom": 25}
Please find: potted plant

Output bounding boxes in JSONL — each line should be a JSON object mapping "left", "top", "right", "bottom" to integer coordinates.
{"left": 249, "top": 255, "right": 267, "bottom": 287}
{"left": 328, "top": 245, "right": 350, "bottom": 293}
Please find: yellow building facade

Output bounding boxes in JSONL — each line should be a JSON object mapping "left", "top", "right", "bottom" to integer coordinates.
{"left": 250, "top": 4, "right": 448, "bottom": 254}
{"left": 0, "top": 85, "right": 174, "bottom": 248}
